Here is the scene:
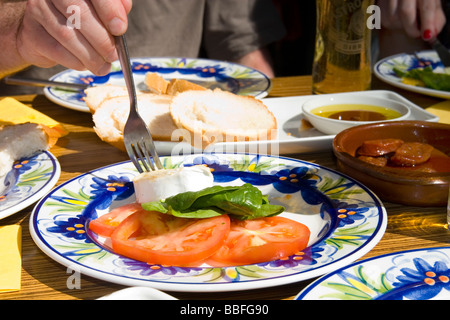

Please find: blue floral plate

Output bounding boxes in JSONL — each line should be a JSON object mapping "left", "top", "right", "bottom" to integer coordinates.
{"left": 296, "top": 247, "right": 450, "bottom": 300}
{"left": 0, "top": 151, "right": 60, "bottom": 220}
{"left": 374, "top": 50, "right": 450, "bottom": 99}
{"left": 43, "top": 57, "right": 271, "bottom": 112}
{"left": 29, "top": 153, "right": 386, "bottom": 292}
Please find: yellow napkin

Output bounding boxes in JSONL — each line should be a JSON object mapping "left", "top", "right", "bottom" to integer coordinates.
{"left": 0, "top": 97, "right": 68, "bottom": 142}
{"left": 425, "top": 100, "right": 450, "bottom": 124}
{"left": 0, "top": 225, "right": 22, "bottom": 293}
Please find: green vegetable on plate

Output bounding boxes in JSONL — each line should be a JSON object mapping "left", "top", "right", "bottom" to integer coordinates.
{"left": 393, "top": 66, "right": 450, "bottom": 91}
{"left": 142, "top": 183, "right": 285, "bottom": 220}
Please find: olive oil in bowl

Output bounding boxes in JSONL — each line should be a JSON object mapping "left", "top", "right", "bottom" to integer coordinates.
{"left": 311, "top": 104, "right": 403, "bottom": 121}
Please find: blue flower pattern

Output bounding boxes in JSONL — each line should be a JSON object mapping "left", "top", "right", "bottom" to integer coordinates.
{"left": 382, "top": 257, "right": 450, "bottom": 300}
{"left": 47, "top": 215, "right": 89, "bottom": 242}
{"left": 332, "top": 201, "right": 370, "bottom": 227}
{"left": 1, "top": 153, "right": 57, "bottom": 212}
{"left": 119, "top": 258, "right": 202, "bottom": 277}
{"left": 46, "top": 175, "right": 134, "bottom": 242}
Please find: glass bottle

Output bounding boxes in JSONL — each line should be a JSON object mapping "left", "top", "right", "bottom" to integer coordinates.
{"left": 312, "top": 0, "right": 373, "bottom": 94}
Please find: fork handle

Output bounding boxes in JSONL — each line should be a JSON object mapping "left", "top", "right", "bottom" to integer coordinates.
{"left": 115, "top": 35, "right": 138, "bottom": 112}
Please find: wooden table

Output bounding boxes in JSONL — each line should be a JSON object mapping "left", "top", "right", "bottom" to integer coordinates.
{"left": 1, "top": 75, "right": 449, "bottom": 300}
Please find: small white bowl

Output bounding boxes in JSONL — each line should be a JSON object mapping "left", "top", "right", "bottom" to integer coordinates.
{"left": 302, "top": 95, "right": 411, "bottom": 135}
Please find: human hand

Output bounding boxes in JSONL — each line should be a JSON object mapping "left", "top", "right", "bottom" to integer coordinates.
{"left": 16, "top": 0, "right": 132, "bottom": 75}
{"left": 378, "top": 0, "right": 446, "bottom": 41}
{"left": 234, "top": 48, "right": 275, "bottom": 78}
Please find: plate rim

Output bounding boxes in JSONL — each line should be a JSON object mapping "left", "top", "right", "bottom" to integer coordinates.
{"left": 295, "top": 246, "right": 450, "bottom": 300}
{"left": 43, "top": 56, "right": 272, "bottom": 112}
{"left": 29, "top": 152, "right": 387, "bottom": 292}
{"left": 374, "top": 50, "right": 450, "bottom": 99}
{"left": 0, "top": 151, "right": 60, "bottom": 220}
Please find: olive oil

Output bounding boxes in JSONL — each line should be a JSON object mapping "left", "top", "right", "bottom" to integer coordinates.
{"left": 311, "top": 104, "right": 403, "bottom": 121}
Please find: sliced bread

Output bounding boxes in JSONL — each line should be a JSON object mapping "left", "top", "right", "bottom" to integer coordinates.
{"left": 92, "top": 93, "right": 177, "bottom": 151}
{"left": 169, "top": 89, "right": 277, "bottom": 148}
{"left": 84, "top": 85, "right": 130, "bottom": 113}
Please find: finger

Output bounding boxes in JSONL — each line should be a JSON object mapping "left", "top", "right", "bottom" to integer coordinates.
{"left": 379, "top": 0, "right": 402, "bottom": 29}
{"left": 52, "top": 0, "right": 117, "bottom": 63}
{"left": 398, "top": 0, "right": 421, "bottom": 38}
{"left": 90, "top": 0, "right": 129, "bottom": 36}
{"left": 418, "top": 0, "right": 447, "bottom": 40}
{"left": 30, "top": 0, "right": 112, "bottom": 74}
{"left": 17, "top": 16, "right": 85, "bottom": 70}
{"left": 122, "top": 0, "right": 133, "bottom": 14}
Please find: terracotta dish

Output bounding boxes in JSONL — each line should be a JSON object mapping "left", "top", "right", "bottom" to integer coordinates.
{"left": 333, "top": 121, "right": 450, "bottom": 206}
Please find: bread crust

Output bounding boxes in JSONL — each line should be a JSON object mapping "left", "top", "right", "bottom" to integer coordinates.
{"left": 145, "top": 72, "right": 170, "bottom": 94}
{"left": 169, "top": 89, "right": 277, "bottom": 149}
{"left": 145, "top": 72, "right": 207, "bottom": 95}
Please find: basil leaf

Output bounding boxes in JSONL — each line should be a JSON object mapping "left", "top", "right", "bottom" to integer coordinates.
{"left": 141, "top": 183, "right": 284, "bottom": 220}
{"left": 141, "top": 201, "right": 169, "bottom": 214}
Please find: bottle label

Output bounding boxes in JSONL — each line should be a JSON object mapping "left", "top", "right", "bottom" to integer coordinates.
{"left": 330, "top": 1, "right": 366, "bottom": 55}
{"left": 329, "top": 28, "right": 364, "bottom": 55}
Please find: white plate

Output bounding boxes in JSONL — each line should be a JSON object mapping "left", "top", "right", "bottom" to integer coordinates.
{"left": 296, "top": 247, "right": 450, "bottom": 300}
{"left": 44, "top": 57, "right": 271, "bottom": 112}
{"left": 0, "top": 151, "right": 60, "bottom": 220}
{"left": 374, "top": 50, "right": 450, "bottom": 99}
{"left": 157, "top": 90, "right": 439, "bottom": 155}
{"left": 30, "top": 153, "right": 387, "bottom": 293}
{"left": 98, "top": 287, "right": 177, "bottom": 300}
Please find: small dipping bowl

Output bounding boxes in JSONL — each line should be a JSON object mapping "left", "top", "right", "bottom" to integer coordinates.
{"left": 302, "top": 95, "right": 411, "bottom": 135}
{"left": 333, "top": 121, "right": 450, "bottom": 206}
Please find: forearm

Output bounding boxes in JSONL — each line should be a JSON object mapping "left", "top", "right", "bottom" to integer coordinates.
{"left": 0, "top": 0, "right": 30, "bottom": 78}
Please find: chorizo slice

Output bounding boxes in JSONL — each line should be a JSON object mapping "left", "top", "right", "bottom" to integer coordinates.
{"left": 390, "top": 142, "right": 434, "bottom": 166}
{"left": 357, "top": 139, "right": 404, "bottom": 157}
{"left": 358, "top": 155, "right": 388, "bottom": 167}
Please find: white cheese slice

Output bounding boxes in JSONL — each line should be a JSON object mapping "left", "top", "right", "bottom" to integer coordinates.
{"left": 133, "top": 165, "right": 214, "bottom": 203}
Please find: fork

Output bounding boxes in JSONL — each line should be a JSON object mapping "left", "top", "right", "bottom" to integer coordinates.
{"left": 115, "top": 35, "right": 163, "bottom": 172}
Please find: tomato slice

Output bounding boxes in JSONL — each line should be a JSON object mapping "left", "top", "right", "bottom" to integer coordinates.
{"left": 88, "top": 203, "right": 144, "bottom": 237}
{"left": 207, "top": 216, "right": 310, "bottom": 267}
{"left": 110, "top": 210, "right": 230, "bottom": 267}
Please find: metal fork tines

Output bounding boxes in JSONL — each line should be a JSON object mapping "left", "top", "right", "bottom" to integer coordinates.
{"left": 115, "top": 35, "right": 163, "bottom": 172}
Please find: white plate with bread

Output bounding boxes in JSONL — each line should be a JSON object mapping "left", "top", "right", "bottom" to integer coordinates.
{"left": 83, "top": 82, "right": 439, "bottom": 155}
{"left": 43, "top": 57, "right": 271, "bottom": 113}
{"left": 0, "top": 123, "right": 60, "bottom": 220}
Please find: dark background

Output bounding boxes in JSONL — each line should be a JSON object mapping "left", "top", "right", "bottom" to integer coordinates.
{"left": 270, "top": 0, "right": 450, "bottom": 77}
{"left": 271, "top": 0, "right": 316, "bottom": 77}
